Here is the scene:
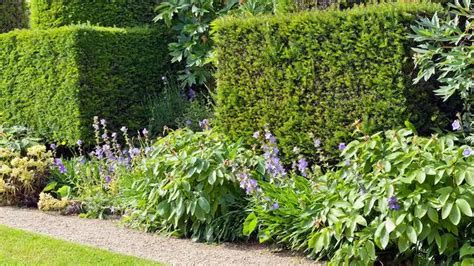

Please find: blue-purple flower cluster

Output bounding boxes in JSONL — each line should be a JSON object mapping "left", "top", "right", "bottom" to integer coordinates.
{"left": 388, "top": 196, "right": 400, "bottom": 210}
{"left": 238, "top": 172, "right": 259, "bottom": 194}
{"left": 257, "top": 130, "right": 287, "bottom": 180}
{"left": 52, "top": 117, "right": 153, "bottom": 185}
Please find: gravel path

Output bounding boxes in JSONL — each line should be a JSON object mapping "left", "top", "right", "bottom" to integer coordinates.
{"left": 0, "top": 207, "right": 318, "bottom": 265}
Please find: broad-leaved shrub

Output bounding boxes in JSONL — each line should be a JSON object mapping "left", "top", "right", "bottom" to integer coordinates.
{"left": 122, "top": 128, "right": 263, "bottom": 242}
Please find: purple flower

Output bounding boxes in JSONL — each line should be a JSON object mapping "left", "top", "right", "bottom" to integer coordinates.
{"left": 104, "top": 175, "right": 112, "bottom": 184}
{"left": 314, "top": 139, "right": 321, "bottom": 148}
{"left": 100, "top": 119, "right": 106, "bottom": 126}
{"left": 108, "top": 165, "right": 116, "bottom": 173}
{"left": 338, "top": 143, "right": 346, "bottom": 150}
{"left": 265, "top": 132, "right": 272, "bottom": 140}
{"left": 188, "top": 89, "right": 196, "bottom": 100}
{"left": 237, "top": 173, "right": 259, "bottom": 194}
{"left": 54, "top": 158, "right": 67, "bottom": 174}
{"left": 452, "top": 120, "right": 461, "bottom": 131}
{"left": 271, "top": 202, "right": 279, "bottom": 210}
{"left": 246, "top": 179, "right": 258, "bottom": 194}
{"left": 50, "top": 143, "right": 57, "bottom": 150}
{"left": 388, "top": 196, "right": 400, "bottom": 210}
{"left": 264, "top": 132, "right": 277, "bottom": 144}
{"left": 253, "top": 131, "right": 260, "bottom": 139}
{"left": 185, "top": 120, "right": 192, "bottom": 126}
{"left": 345, "top": 160, "right": 351, "bottom": 166}
{"left": 142, "top": 128, "right": 149, "bottom": 136}
{"left": 94, "top": 147, "right": 104, "bottom": 159}
{"left": 199, "top": 119, "right": 210, "bottom": 130}
{"left": 76, "top": 140, "right": 83, "bottom": 146}
{"left": 101, "top": 133, "right": 108, "bottom": 140}
{"left": 297, "top": 158, "right": 308, "bottom": 177}
{"left": 463, "top": 147, "right": 472, "bottom": 157}
{"left": 129, "top": 147, "right": 141, "bottom": 157}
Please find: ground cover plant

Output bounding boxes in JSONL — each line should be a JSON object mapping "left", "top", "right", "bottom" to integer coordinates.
{"left": 212, "top": 2, "right": 454, "bottom": 163}
{"left": 0, "top": 225, "right": 160, "bottom": 265}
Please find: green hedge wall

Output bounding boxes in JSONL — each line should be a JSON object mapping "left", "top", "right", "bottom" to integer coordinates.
{"left": 30, "top": 0, "right": 158, "bottom": 29}
{"left": 0, "top": 0, "right": 28, "bottom": 33}
{"left": 0, "top": 25, "right": 170, "bottom": 144}
{"left": 213, "top": 3, "right": 452, "bottom": 161}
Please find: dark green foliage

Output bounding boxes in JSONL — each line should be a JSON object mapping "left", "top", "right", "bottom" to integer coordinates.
{"left": 30, "top": 0, "right": 158, "bottom": 29}
{"left": 213, "top": 3, "right": 453, "bottom": 162}
{"left": 0, "top": 25, "right": 170, "bottom": 145}
{"left": 0, "top": 0, "right": 28, "bottom": 33}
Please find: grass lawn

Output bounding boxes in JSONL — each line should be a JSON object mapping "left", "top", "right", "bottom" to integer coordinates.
{"left": 0, "top": 225, "right": 161, "bottom": 265}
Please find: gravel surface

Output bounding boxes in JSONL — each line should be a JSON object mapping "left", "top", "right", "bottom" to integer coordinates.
{"left": 0, "top": 207, "right": 319, "bottom": 265}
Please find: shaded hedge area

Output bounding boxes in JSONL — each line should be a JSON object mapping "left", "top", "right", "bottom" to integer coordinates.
{"left": 0, "top": 0, "right": 28, "bottom": 33}
{"left": 30, "top": 0, "right": 158, "bottom": 29}
{"left": 0, "top": 25, "right": 170, "bottom": 144}
{"left": 213, "top": 3, "right": 454, "bottom": 161}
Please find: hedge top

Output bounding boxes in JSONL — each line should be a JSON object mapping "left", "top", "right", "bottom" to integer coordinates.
{"left": 30, "top": 0, "right": 159, "bottom": 29}
{"left": 213, "top": 2, "right": 441, "bottom": 30}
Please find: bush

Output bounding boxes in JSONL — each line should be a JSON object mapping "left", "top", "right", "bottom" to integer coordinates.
{"left": 30, "top": 0, "right": 158, "bottom": 29}
{"left": 0, "top": 25, "right": 171, "bottom": 145}
{"left": 0, "top": 0, "right": 28, "bottom": 33}
{"left": 121, "top": 128, "right": 263, "bottom": 242}
{"left": 212, "top": 3, "right": 454, "bottom": 162}
{"left": 411, "top": 0, "right": 474, "bottom": 143}
{"left": 0, "top": 145, "right": 52, "bottom": 206}
{"left": 244, "top": 127, "right": 474, "bottom": 264}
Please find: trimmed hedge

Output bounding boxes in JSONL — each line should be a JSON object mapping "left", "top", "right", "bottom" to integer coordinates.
{"left": 30, "top": 0, "right": 158, "bottom": 29}
{"left": 0, "top": 0, "right": 28, "bottom": 33}
{"left": 0, "top": 25, "right": 170, "bottom": 144}
{"left": 213, "top": 3, "right": 453, "bottom": 161}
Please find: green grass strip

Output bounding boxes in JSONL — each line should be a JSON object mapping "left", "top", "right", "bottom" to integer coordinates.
{"left": 0, "top": 224, "right": 162, "bottom": 265}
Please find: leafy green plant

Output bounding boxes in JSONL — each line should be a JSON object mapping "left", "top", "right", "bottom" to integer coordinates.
{"left": 244, "top": 127, "right": 474, "bottom": 264}
{"left": 154, "top": 0, "right": 239, "bottom": 88}
{"left": 0, "top": 126, "right": 41, "bottom": 153}
{"left": 122, "top": 128, "right": 263, "bottom": 242}
{"left": 411, "top": 0, "right": 473, "bottom": 142}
